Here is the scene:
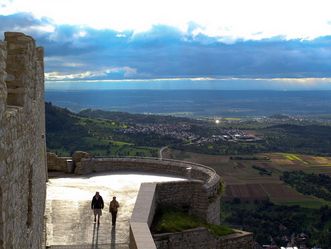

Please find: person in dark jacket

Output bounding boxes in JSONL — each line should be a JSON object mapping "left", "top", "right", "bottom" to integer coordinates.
{"left": 91, "top": 191, "right": 104, "bottom": 224}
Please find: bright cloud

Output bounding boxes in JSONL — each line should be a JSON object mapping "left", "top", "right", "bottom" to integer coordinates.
{"left": 45, "top": 66, "right": 138, "bottom": 81}
{"left": 1, "top": 7, "right": 331, "bottom": 84}
{"left": 1, "top": 0, "right": 331, "bottom": 41}
{"left": 271, "top": 77, "right": 331, "bottom": 86}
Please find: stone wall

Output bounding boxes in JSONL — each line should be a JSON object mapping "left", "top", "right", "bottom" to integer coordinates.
{"left": 154, "top": 228, "right": 254, "bottom": 249}
{"left": 207, "top": 195, "right": 221, "bottom": 225}
{"left": 0, "top": 42, "right": 6, "bottom": 116}
{"left": 49, "top": 153, "right": 251, "bottom": 249}
{"left": 0, "top": 32, "right": 46, "bottom": 249}
{"left": 154, "top": 227, "right": 218, "bottom": 249}
{"left": 218, "top": 230, "right": 254, "bottom": 249}
{"left": 130, "top": 183, "right": 157, "bottom": 249}
{"left": 155, "top": 181, "right": 220, "bottom": 224}
{"left": 77, "top": 157, "right": 221, "bottom": 198}
{"left": 129, "top": 181, "right": 252, "bottom": 249}
{"left": 47, "top": 152, "right": 73, "bottom": 173}
{"left": 129, "top": 181, "right": 217, "bottom": 249}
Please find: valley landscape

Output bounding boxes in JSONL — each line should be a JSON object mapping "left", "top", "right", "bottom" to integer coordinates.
{"left": 45, "top": 98, "right": 331, "bottom": 247}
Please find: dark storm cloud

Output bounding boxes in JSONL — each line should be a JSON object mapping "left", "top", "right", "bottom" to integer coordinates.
{"left": 1, "top": 13, "right": 331, "bottom": 80}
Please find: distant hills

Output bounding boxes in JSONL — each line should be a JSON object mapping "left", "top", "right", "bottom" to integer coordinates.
{"left": 45, "top": 89, "right": 331, "bottom": 117}
{"left": 46, "top": 102, "right": 331, "bottom": 157}
{"left": 45, "top": 102, "right": 178, "bottom": 156}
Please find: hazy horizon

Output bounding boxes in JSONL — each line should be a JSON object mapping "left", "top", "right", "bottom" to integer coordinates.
{"left": 45, "top": 89, "right": 331, "bottom": 117}
{"left": 45, "top": 78, "right": 331, "bottom": 91}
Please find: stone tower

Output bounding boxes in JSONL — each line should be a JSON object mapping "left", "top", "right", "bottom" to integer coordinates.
{"left": 0, "top": 32, "right": 47, "bottom": 249}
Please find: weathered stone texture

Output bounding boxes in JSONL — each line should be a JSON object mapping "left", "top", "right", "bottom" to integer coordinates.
{"left": 72, "top": 151, "right": 91, "bottom": 164}
{"left": 207, "top": 195, "right": 221, "bottom": 225}
{"left": 129, "top": 180, "right": 252, "bottom": 249}
{"left": 154, "top": 228, "right": 254, "bottom": 249}
{"left": 129, "top": 180, "right": 224, "bottom": 249}
{"left": 154, "top": 227, "right": 218, "bottom": 249}
{"left": 156, "top": 181, "right": 210, "bottom": 222}
{"left": 47, "top": 152, "right": 72, "bottom": 172}
{"left": 218, "top": 230, "right": 254, "bottom": 249}
{"left": 77, "top": 157, "right": 221, "bottom": 197}
{"left": 0, "top": 41, "right": 6, "bottom": 118}
{"left": 72, "top": 151, "right": 91, "bottom": 172}
{"left": 0, "top": 32, "right": 46, "bottom": 249}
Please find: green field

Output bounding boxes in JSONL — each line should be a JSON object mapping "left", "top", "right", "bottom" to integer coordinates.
{"left": 282, "top": 153, "right": 309, "bottom": 164}
{"left": 153, "top": 210, "right": 234, "bottom": 237}
{"left": 273, "top": 198, "right": 331, "bottom": 209}
{"left": 165, "top": 149, "right": 331, "bottom": 209}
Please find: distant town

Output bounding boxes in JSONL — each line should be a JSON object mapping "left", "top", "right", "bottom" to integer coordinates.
{"left": 119, "top": 122, "right": 262, "bottom": 145}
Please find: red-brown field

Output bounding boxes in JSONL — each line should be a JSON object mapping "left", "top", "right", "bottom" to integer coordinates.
{"left": 223, "top": 183, "right": 308, "bottom": 202}
{"left": 165, "top": 149, "right": 331, "bottom": 207}
{"left": 223, "top": 184, "right": 268, "bottom": 201}
{"left": 260, "top": 183, "right": 307, "bottom": 201}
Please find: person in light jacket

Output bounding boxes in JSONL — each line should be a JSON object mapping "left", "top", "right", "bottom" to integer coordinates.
{"left": 109, "top": 196, "right": 120, "bottom": 226}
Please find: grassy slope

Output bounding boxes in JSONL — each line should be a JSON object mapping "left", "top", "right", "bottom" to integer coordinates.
{"left": 153, "top": 210, "right": 234, "bottom": 237}
{"left": 46, "top": 102, "right": 158, "bottom": 157}
{"left": 80, "top": 108, "right": 331, "bottom": 156}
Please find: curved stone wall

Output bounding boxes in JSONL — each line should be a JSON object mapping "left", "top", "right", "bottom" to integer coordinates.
{"left": 77, "top": 156, "right": 221, "bottom": 197}
{"left": 154, "top": 227, "right": 254, "bottom": 249}
{"left": 49, "top": 154, "right": 224, "bottom": 248}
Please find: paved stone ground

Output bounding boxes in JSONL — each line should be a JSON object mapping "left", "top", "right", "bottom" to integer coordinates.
{"left": 45, "top": 172, "right": 184, "bottom": 248}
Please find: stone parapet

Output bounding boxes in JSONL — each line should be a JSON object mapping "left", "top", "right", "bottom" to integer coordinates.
{"left": 78, "top": 156, "right": 221, "bottom": 198}
{"left": 129, "top": 180, "right": 253, "bottom": 249}
{"left": 154, "top": 228, "right": 253, "bottom": 249}
{"left": 218, "top": 229, "right": 254, "bottom": 249}
{"left": 154, "top": 227, "right": 218, "bottom": 249}
{"left": 47, "top": 152, "right": 73, "bottom": 173}
{"left": 71, "top": 155, "right": 224, "bottom": 249}
{"left": 130, "top": 183, "right": 157, "bottom": 249}
{"left": 156, "top": 181, "right": 209, "bottom": 222}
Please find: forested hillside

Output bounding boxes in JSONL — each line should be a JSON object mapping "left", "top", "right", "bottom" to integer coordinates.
{"left": 46, "top": 103, "right": 331, "bottom": 156}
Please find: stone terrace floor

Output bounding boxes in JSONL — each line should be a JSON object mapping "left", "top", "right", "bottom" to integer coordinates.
{"left": 45, "top": 172, "right": 185, "bottom": 249}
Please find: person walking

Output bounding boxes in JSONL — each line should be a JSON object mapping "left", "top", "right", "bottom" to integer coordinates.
{"left": 109, "top": 196, "right": 120, "bottom": 226}
{"left": 91, "top": 191, "right": 104, "bottom": 224}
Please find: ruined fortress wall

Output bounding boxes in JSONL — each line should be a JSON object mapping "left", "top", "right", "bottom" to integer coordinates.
{"left": 155, "top": 181, "right": 210, "bottom": 222}
{"left": 0, "top": 32, "right": 47, "bottom": 249}
{"left": 154, "top": 228, "right": 254, "bottom": 249}
{"left": 130, "top": 181, "right": 252, "bottom": 249}
{"left": 47, "top": 152, "right": 71, "bottom": 172}
{"left": 77, "top": 157, "right": 221, "bottom": 197}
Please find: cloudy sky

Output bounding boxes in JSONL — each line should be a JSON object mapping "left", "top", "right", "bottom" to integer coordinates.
{"left": 1, "top": 0, "right": 331, "bottom": 88}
